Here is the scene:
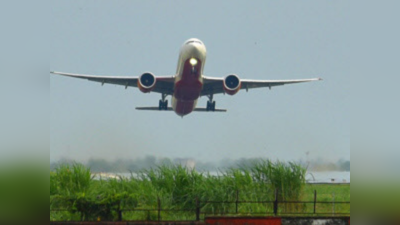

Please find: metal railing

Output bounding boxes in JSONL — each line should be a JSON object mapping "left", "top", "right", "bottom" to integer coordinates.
{"left": 50, "top": 189, "right": 350, "bottom": 222}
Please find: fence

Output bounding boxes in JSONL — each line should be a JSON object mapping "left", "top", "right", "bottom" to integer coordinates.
{"left": 50, "top": 189, "right": 350, "bottom": 222}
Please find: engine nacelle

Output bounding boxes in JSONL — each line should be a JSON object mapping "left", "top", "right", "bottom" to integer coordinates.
{"left": 138, "top": 72, "right": 156, "bottom": 93}
{"left": 223, "top": 74, "right": 241, "bottom": 95}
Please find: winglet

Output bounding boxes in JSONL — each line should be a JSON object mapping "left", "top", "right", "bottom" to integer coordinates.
{"left": 50, "top": 71, "right": 65, "bottom": 75}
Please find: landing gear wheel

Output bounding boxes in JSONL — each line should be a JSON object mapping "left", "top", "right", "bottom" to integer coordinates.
{"left": 159, "top": 94, "right": 168, "bottom": 110}
{"left": 159, "top": 100, "right": 163, "bottom": 110}
{"left": 206, "top": 101, "right": 216, "bottom": 111}
{"left": 206, "top": 94, "right": 215, "bottom": 112}
{"left": 163, "top": 100, "right": 168, "bottom": 110}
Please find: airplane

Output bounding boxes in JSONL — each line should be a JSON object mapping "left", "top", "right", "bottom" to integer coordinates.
{"left": 51, "top": 38, "right": 321, "bottom": 117}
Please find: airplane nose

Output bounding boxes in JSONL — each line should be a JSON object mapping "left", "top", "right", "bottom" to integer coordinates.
{"left": 189, "top": 43, "right": 206, "bottom": 57}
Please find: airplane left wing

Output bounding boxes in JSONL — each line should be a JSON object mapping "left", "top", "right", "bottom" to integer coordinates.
{"left": 201, "top": 76, "right": 321, "bottom": 96}
{"left": 51, "top": 71, "right": 175, "bottom": 95}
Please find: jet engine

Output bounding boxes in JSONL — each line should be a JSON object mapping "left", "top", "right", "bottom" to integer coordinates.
{"left": 223, "top": 74, "right": 241, "bottom": 95}
{"left": 138, "top": 72, "right": 156, "bottom": 93}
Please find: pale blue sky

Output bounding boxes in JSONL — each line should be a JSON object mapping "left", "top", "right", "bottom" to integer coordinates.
{"left": 50, "top": 1, "right": 350, "bottom": 164}
{"left": 0, "top": 1, "right": 47, "bottom": 160}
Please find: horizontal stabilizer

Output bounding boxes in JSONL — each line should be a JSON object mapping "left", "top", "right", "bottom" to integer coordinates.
{"left": 136, "top": 107, "right": 173, "bottom": 111}
{"left": 135, "top": 107, "right": 227, "bottom": 112}
{"left": 193, "top": 108, "right": 227, "bottom": 112}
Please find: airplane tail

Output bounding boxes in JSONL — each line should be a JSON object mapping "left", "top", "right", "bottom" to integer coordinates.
{"left": 136, "top": 107, "right": 227, "bottom": 112}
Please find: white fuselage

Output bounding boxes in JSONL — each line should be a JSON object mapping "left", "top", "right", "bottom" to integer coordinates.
{"left": 171, "top": 38, "right": 207, "bottom": 116}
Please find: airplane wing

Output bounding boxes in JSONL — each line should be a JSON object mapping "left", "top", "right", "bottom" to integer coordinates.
{"left": 201, "top": 76, "right": 321, "bottom": 96}
{"left": 51, "top": 71, "right": 175, "bottom": 95}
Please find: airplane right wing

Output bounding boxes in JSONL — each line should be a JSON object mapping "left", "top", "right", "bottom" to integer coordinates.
{"left": 51, "top": 71, "right": 175, "bottom": 95}
{"left": 240, "top": 78, "right": 322, "bottom": 90}
{"left": 201, "top": 76, "right": 321, "bottom": 96}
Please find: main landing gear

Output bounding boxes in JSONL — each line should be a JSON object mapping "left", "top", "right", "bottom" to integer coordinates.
{"left": 159, "top": 93, "right": 168, "bottom": 110}
{"left": 206, "top": 94, "right": 216, "bottom": 111}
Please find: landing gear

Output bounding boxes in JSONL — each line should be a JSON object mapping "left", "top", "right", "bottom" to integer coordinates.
{"left": 159, "top": 100, "right": 168, "bottom": 110}
{"left": 158, "top": 94, "right": 168, "bottom": 110}
{"left": 206, "top": 94, "right": 216, "bottom": 111}
{"left": 207, "top": 101, "right": 216, "bottom": 111}
{"left": 191, "top": 67, "right": 197, "bottom": 75}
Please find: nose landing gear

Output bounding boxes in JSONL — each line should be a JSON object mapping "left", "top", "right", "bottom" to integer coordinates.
{"left": 191, "top": 67, "right": 197, "bottom": 75}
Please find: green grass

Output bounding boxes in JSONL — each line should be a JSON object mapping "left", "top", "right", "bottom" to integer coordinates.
{"left": 50, "top": 161, "right": 350, "bottom": 221}
{"left": 300, "top": 184, "right": 350, "bottom": 215}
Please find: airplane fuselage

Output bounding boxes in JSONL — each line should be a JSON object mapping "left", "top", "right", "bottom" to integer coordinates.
{"left": 172, "top": 39, "right": 207, "bottom": 116}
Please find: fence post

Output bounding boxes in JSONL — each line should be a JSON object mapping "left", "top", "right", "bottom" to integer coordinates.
{"left": 118, "top": 210, "right": 122, "bottom": 221}
{"left": 196, "top": 197, "right": 200, "bottom": 221}
{"left": 158, "top": 197, "right": 161, "bottom": 222}
{"left": 313, "top": 190, "right": 317, "bottom": 214}
{"left": 236, "top": 190, "right": 239, "bottom": 214}
{"left": 332, "top": 192, "right": 335, "bottom": 216}
{"left": 273, "top": 189, "right": 278, "bottom": 216}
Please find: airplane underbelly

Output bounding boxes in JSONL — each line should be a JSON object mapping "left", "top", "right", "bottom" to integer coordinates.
{"left": 172, "top": 98, "right": 198, "bottom": 116}
{"left": 174, "top": 80, "right": 202, "bottom": 100}
{"left": 172, "top": 80, "right": 201, "bottom": 116}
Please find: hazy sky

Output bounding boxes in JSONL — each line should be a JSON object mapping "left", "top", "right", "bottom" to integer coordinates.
{"left": 50, "top": 1, "right": 350, "bottom": 163}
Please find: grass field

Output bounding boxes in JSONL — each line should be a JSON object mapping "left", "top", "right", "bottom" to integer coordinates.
{"left": 50, "top": 162, "right": 350, "bottom": 221}
{"left": 300, "top": 184, "right": 350, "bottom": 216}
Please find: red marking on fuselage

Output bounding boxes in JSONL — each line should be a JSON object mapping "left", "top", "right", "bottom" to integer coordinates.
{"left": 174, "top": 58, "right": 203, "bottom": 116}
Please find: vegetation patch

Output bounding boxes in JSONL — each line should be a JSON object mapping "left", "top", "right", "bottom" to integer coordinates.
{"left": 50, "top": 160, "right": 349, "bottom": 221}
